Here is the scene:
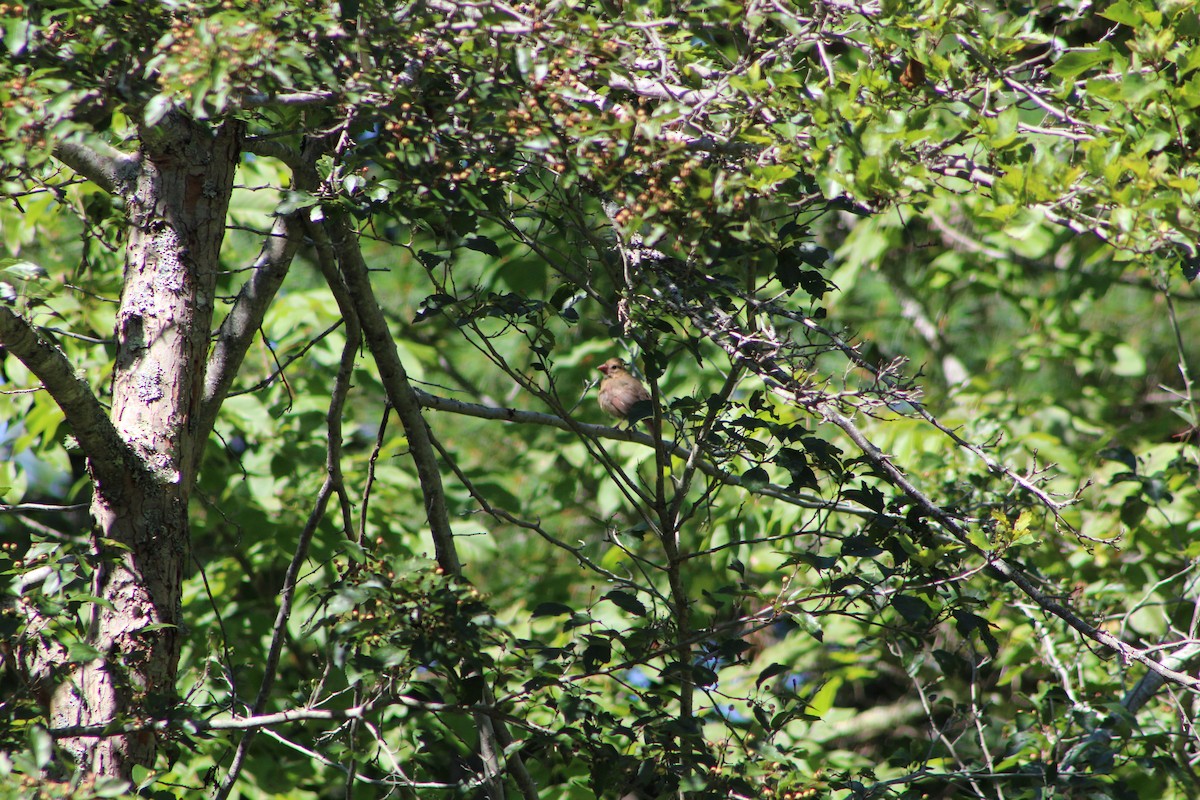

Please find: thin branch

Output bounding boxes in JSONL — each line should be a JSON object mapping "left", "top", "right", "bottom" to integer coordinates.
{"left": 239, "top": 90, "right": 340, "bottom": 108}
{"left": 667, "top": 361, "right": 745, "bottom": 530}
{"left": 48, "top": 692, "right": 556, "bottom": 739}
{"left": 0, "top": 502, "right": 89, "bottom": 514}
{"left": 738, "top": 291, "right": 1073, "bottom": 520}
{"left": 324, "top": 220, "right": 533, "bottom": 799}
{"left": 427, "top": 427, "right": 662, "bottom": 598}
{"left": 215, "top": 253, "right": 362, "bottom": 796}
{"left": 359, "top": 404, "right": 390, "bottom": 545}
{"left": 303, "top": 212, "right": 362, "bottom": 540}
{"left": 225, "top": 320, "right": 344, "bottom": 398}
{"left": 1162, "top": 278, "right": 1199, "bottom": 444}
{"left": 928, "top": 212, "right": 1199, "bottom": 298}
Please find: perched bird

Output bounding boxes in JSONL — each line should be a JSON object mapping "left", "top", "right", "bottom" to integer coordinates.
{"left": 597, "top": 358, "right": 651, "bottom": 422}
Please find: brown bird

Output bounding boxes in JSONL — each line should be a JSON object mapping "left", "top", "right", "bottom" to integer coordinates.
{"left": 597, "top": 358, "right": 651, "bottom": 422}
{"left": 898, "top": 57, "right": 926, "bottom": 91}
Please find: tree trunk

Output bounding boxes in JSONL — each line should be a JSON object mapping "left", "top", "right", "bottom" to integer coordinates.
{"left": 48, "top": 117, "right": 239, "bottom": 777}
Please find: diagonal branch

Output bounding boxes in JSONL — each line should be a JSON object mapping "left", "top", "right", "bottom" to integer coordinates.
{"left": 193, "top": 211, "right": 304, "bottom": 456}
{"left": 649, "top": 263, "right": 1200, "bottom": 695}
{"left": 0, "top": 307, "right": 135, "bottom": 493}
{"left": 193, "top": 141, "right": 324, "bottom": 461}
{"left": 319, "top": 212, "right": 539, "bottom": 800}
{"left": 323, "top": 211, "right": 460, "bottom": 572}
{"left": 53, "top": 138, "right": 139, "bottom": 197}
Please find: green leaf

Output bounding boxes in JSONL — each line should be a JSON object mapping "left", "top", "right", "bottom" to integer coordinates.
{"left": 1049, "top": 50, "right": 1107, "bottom": 79}
{"left": 1, "top": 259, "right": 47, "bottom": 281}
{"left": 1143, "top": 476, "right": 1172, "bottom": 503}
{"left": 604, "top": 590, "right": 647, "bottom": 617}
{"left": 92, "top": 777, "right": 133, "bottom": 798}
{"left": 582, "top": 639, "right": 611, "bottom": 670}
{"left": 1098, "top": 446, "right": 1138, "bottom": 473}
{"left": 740, "top": 466, "right": 770, "bottom": 490}
{"left": 67, "top": 641, "right": 103, "bottom": 663}
{"left": 465, "top": 236, "right": 501, "bottom": 256}
{"left": 843, "top": 483, "right": 884, "bottom": 512}
{"left": 933, "top": 648, "right": 970, "bottom": 680}
{"left": 4, "top": 17, "right": 29, "bottom": 56}
{"left": 992, "top": 106, "right": 1019, "bottom": 148}
{"left": 756, "top": 662, "right": 789, "bottom": 688}
{"left": 806, "top": 676, "right": 842, "bottom": 718}
{"left": 29, "top": 726, "right": 52, "bottom": 769}
{"left": 953, "top": 610, "right": 999, "bottom": 657}
{"left": 1182, "top": 45, "right": 1200, "bottom": 77}
{"left": 891, "top": 594, "right": 932, "bottom": 625}
{"left": 1120, "top": 495, "right": 1148, "bottom": 526}
{"left": 531, "top": 602, "right": 573, "bottom": 618}
{"left": 1110, "top": 343, "right": 1145, "bottom": 377}
{"left": 1099, "top": 0, "right": 1141, "bottom": 27}
{"left": 274, "top": 191, "right": 320, "bottom": 216}
{"left": 144, "top": 94, "right": 175, "bottom": 126}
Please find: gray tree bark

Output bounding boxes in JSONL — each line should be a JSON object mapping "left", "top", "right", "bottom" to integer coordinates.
{"left": 39, "top": 117, "right": 240, "bottom": 777}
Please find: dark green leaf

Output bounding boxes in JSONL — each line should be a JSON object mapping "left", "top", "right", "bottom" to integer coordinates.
{"left": 756, "top": 662, "right": 789, "bottom": 688}
{"left": 843, "top": 483, "right": 885, "bottom": 512}
{"left": 798, "top": 269, "right": 833, "bottom": 300}
{"left": 1048, "top": 50, "right": 1107, "bottom": 79}
{"left": 1098, "top": 446, "right": 1137, "bottom": 473}
{"left": 740, "top": 466, "right": 770, "bottom": 490}
{"left": 841, "top": 536, "right": 883, "bottom": 557}
{"left": 465, "top": 236, "right": 501, "bottom": 256}
{"left": 890, "top": 594, "right": 932, "bottom": 625}
{"left": 532, "top": 602, "right": 573, "bottom": 618}
{"left": 583, "top": 640, "right": 612, "bottom": 671}
{"left": 604, "top": 590, "right": 647, "bottom": 617}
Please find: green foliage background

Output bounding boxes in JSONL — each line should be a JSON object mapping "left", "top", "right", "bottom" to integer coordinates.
{"left": 2, "top": 0, "right": 1200, "bottom": 798}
